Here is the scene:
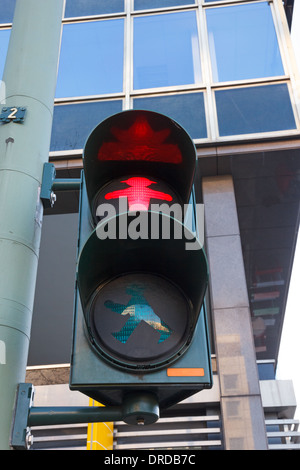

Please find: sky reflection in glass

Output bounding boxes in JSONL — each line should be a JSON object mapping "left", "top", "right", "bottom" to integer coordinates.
{"left": 0, "top": 0, "right": 16, "bottom": 23}
{"left": 216, "top": 84, "right": 296, "bottom": 136}
{"left": 0, "top": 29, "right": 10, "bottom": 81}
{"left": 50, "top": 100, "right": 123, "bottom": 151}
{"left": 133, "top": 11, "right": 201, "bottom": 90}
{"left": 64, "top": 0, "right": 124, "bottom": 17}
{"left": 56, "top": 19, "right": 124, "bottom": 98}
{"left": 206, "top": 2, "right": 284, "bottom": 82}
{"left": 134, "top": 0, "right": 194, "bottom": 10}
{"left": 133, "top": 93, "right": 207, "bottom": 139}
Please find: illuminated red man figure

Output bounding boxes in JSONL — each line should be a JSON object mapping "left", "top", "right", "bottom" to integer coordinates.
{"left": 105, "top": 177, "right": 172, "bottom": 212}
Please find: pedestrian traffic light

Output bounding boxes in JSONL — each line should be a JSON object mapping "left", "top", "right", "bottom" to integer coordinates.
{"left": 70, "top": 110, "right": 212, "bottom": 410}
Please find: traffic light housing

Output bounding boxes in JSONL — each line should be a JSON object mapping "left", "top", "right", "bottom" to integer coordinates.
{"left": 70, "top": 110, "right": 212, "bottom": 409}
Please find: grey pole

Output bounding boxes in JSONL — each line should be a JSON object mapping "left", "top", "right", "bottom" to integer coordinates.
{"left": 0, "top": 0, "right": 65, "bottom": 449}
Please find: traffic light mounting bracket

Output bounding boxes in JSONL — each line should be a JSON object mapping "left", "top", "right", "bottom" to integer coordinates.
{"left": 40, "top": 162, "right": 81, "bottom": 208}
{"left": 10, "top": 383, "right": 160, "bottom": 450}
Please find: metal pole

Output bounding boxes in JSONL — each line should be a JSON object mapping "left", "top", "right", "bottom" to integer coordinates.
{"left": 0, "top": 0, "right": 64, "bottom": 450}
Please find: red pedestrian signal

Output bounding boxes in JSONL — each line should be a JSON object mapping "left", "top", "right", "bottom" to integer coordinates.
{"left": 104, "top": 176, "right": 173, "bottom": 212}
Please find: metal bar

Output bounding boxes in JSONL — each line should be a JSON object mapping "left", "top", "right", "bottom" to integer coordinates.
{"left": 267, "top": 431, "right": 300, "bottom": 437}
{"left": 265, "top": 419, "right": 299, "bottom": 425}
{"left": 268, "top": 443, "right": 300, "bottom": 450}
{"left": 52, "top": 179, "right": 81, "bottom": 191}
{"left": 115, "top": 427, "right": 221, "bottom": 437}
{"left": 28, "top": 406, "right": 123, "bottom": 427}
{"left": 115, "top": 440, "right": 223, "bottom": 450}
{"left": 116, "top": 415, "right": 221, "bottom": 424}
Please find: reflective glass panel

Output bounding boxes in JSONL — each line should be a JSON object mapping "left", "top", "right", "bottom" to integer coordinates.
{"left": 133, "top": 93, "right": 207, "bottom": 139}
{"left": 65, "top": 0, "right": 124, "bottom": 17}
{"left": 56, "top": 19, "right": 124, "bottom": 98}
{"left": 0, "top": 0, "right": 16, "bottom": 23}
{"left": 0, "top": 29, "right": 10, "bottom": 80}
{"left": 134, "top": 0, "right": 195, "bottom": 10}
{"left": 215, "top": 84, "right": 296, "bottom": 136}
{"left": 50, "top": 100, "right": 123, "bottom": 151}
{"left": 206, "top": 2, "right": 284, "bottom": 82}
{"left": 133, "top": 11, "right": 201, "bottom": 90}
{"left": 257, "top": 363, "right": 275, "bottom": 380}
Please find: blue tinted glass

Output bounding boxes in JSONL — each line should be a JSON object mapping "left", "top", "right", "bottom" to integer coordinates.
{"left": 65, "top": 0, "right": 124, "bottom": 17}
{"left": 135, "top": 0, "right": 194, "bottom": 10}
{"left": 50, "top": 100, "right": 123, "bottom": 151}
{"left": 257, "top": 363, "right": 275, "bottom": 380}
{"left": 133, "top": 11, "right": 201, "bottom": 90}
{"left": 206, "top": 2, "right": 284, "bottom": 82}
{"left": 56, "top": 19, "right": 124, "bottom": 98}
{"left": 133, "top": 93, "right": 207, "bottom": 139}
{"left": 0, "top": 0, "right": 16, "bottom": 23}
{"left": 0, "top": 29, "right": 10, "bottom": 80}
{"left": 215, "top": 84, "right": 296, "bottom": 136}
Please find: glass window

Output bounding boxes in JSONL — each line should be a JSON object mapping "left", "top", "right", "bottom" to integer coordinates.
{"left": 0, "top": 0, "right": 16, "bottom": 23}
{"left": 133, "top": 92, "right": 207, "bottom": 139}
{"left": 64, "top": 0, "right": 124, "bottom": 17}
{"left": 0, "top": 29, "right": 10, "bottom": 80}
{"left": 50, "top": 100, "right": 123, "bottom": 151}
{"left": 257, "top": 362, "right": 275, "bottom": 380}
{"left": 134, "top": 0, "right": 195, "bottom": 10}
{"left": 215, "top": 84, "right": 296, "bottom": 137}
{"left": 56, "top": 19, "right": 124, "bottom": 98}
{"left": 133, "top": 11, "right": 201, "bottom": 90}
{"left": 206, "top": 2, "right": 284, "bottom": 82}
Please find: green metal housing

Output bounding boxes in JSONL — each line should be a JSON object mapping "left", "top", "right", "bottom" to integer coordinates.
{"left": 70, "top": 110, "right": 212, "bottom": 409}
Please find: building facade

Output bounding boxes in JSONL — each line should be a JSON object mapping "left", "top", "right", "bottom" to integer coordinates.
{"left": 1, "top": 0, "right": 299, "bottom": 449}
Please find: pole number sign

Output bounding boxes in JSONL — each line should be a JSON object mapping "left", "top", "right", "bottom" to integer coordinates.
{"left": 0, "top": 106, "right": 26, "bottom": 123}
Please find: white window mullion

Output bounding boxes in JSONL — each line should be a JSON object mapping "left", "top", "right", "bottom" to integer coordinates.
{"left": 124, "top": 0, "right": 132, "bottom": 109}
{"left": 198, "top": 2, "right": 217, "bottom": 140}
